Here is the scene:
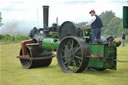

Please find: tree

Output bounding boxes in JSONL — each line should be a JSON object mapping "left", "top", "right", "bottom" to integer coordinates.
{"left": 100, "top": 10, "right": 115, "bottom": 34}
{"left": 104, "top": 17, "right": 123, "bottom": 36}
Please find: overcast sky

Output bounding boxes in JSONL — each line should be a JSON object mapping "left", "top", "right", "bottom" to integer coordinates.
{"left": 0, "top": 0, "right": 128, "bottom": 28}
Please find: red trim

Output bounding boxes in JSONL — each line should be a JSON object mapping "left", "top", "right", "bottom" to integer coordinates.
{"left": 21, "top": 40, "right": 36, "bottom": 55}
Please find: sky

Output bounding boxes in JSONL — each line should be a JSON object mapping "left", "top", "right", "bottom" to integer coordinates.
{"left": 0, "top": 0, "right": 128, "bottom": 33}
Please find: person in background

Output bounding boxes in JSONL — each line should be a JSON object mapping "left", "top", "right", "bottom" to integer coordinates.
{"left": 82, "top": 10, "right": 103, "bottom": 43}
{"left": 122, "top": 31, "right": 126, "bottom": 47}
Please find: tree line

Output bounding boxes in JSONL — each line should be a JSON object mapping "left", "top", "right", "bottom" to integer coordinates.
{"left": 0, "top": 34, "right": 29, "bottom": 42}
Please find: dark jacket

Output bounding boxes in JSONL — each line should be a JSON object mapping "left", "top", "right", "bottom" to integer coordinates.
{"left": 91, "top": 15, "right": 103, "bottom": 29}
{"left": 122, "top": 34, "right": 126, "bottom": 40}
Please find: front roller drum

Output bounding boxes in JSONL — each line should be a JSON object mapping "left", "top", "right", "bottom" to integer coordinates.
{"left": 57, "top": 36, "right": 89, "bottom": 73}
{"left": 19, "top": 49, "right": 52, "bottom": 69}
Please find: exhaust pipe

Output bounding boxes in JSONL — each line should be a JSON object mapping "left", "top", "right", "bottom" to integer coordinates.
{"left": 43, "top": 5, "right": 49, "bottom": 30}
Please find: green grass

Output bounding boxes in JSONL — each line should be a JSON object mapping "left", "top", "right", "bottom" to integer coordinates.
{"left": 0, "top": 42, "right": 128, "bottom": 85}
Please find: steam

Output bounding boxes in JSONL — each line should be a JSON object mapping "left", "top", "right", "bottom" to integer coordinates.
{"left": 0, "top": 20, "right": 33, "bottom": 35}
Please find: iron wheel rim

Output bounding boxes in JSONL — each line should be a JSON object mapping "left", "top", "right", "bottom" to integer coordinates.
{"left": 20, "top": 48, "right": 32, "bottom": 69}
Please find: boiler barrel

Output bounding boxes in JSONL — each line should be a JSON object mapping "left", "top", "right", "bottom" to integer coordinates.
{"left": 42, "top": 38, "right": 60, "bottom": 51}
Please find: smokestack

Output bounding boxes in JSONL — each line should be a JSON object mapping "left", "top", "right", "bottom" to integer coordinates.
{"left": 43, "top": 5, "right": 49, "bottom": 30}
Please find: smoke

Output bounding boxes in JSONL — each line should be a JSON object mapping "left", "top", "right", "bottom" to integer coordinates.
{"left": 0, "top": 20, "right": 33, "bottom": 35}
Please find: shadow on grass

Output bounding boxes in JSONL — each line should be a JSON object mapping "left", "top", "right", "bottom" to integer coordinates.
{"left": 78, "top": 69, "right": 116, "bottom": 76}
{"left": 23, "top": 65, "right": 58, "bottom": 70}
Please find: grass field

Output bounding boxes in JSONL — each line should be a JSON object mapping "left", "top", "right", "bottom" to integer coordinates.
{"left": 0, "top": 42, "right": 128, "bottom": 85}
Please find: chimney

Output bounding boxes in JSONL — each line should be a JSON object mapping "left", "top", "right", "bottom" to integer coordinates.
{"left": 43, "top": 5, "right": 49, "bottom": 30}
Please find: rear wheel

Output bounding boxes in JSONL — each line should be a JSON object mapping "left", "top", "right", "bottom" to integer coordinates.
{"left": 57, "top": 36, "right": 89, "bottom": 73}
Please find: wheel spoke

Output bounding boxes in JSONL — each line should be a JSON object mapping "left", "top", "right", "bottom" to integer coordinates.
{"left": 72, "top": 60, "right": 77, "bottom": 71}
{"left": 78, "top": 59, "right": 82, "bottom": 66}
{"left": 64, "top": 59, "right": 70, "bottom": 65}
{"left": 75, "top": 47, "right": 80, "bottom": 52}
{"left": 61, "top": 56, "right": 66, "bottom": 59}
{"left": 67, "top": 60, "right": 71, "bottom": 69}
{"left": 75, "top": 56, "right": 82, "bottom": 66}
{"left": 65, "top": 45, "right": 70, "bottom": 52}
{"left": 71, "top": 40, "right": 74, "bottom": 49}
{"left": 75, "top": 56, "right": 82, "bottom": 60}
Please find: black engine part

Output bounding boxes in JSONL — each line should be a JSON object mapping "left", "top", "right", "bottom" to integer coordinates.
{"left": 59, "top": 21, "right": 78, "bottom": 40}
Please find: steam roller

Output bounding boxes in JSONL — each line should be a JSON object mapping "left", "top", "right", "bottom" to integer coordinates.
{"left": 17, "top": 5, "right": 126, "bottom": 73}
